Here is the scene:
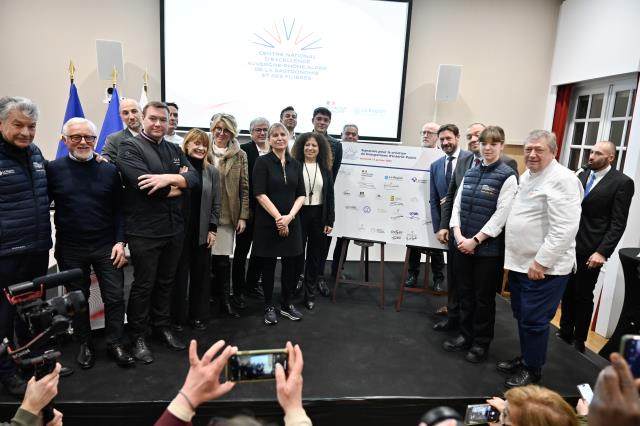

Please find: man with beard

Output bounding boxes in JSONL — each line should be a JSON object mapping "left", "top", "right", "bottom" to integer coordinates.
{"left": 102, "top": 98, "right": 143, "bottom": 162}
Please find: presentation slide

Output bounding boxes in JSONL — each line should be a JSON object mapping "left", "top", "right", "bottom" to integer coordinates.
{"left": 162, "top": 0, "right": 410, "bottom": 140}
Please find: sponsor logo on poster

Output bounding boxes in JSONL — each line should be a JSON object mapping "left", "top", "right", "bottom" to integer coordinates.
{"left": 362, "top": 206, "right": 372, "bottom": 214}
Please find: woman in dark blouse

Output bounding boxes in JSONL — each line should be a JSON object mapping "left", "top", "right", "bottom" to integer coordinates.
{"left": 252, "top": 123, "right": 306, "bottom": 325}
{"left": 291, "top": 132, "right": 335, "bottom": 311}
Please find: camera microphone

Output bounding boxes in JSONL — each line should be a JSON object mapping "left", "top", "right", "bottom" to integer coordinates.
{"left": 7, "top": 268, "right": 83, "bottom": 297}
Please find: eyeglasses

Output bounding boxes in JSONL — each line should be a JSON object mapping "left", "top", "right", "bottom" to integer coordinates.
{"left": 213, "top": 126, "right": 232, "bottom": 136}
{"left": 421, "top": 131, "right": 437, "bottom": 136}
{"left": 252, "top": 128, "right": 268, "bottom": 133}
{"left": 66, "top": 134, "right": 97, "bottom": 143}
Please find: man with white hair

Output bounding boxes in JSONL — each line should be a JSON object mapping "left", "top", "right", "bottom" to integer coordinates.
{"left": 46, "top": 117, "right": 135, "bottom": 370}
{"left": 0, "top": 96, "right": 52, "bottom": 397}
{"left": 101, "top": 98, "right": 143, "bottom": 162}
{"left": 498, "top": 130, "right": 582, "bottom": 387}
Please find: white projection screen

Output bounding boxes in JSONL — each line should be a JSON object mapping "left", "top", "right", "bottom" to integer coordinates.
{"left": 161, "top": 0, "right": 412, "bottom": 141}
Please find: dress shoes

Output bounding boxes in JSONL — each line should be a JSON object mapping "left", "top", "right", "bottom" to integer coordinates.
{"left": 76, "top": 342, "right": 95, "bottom": 369}
{"left": 132, "top": 337, "right": 154, "bottom": 364}
{"left": 304, "top": 300, "right": 315, "bottom": 310}
{"left": 231, "top": 294, "right": 247, "bottom": 309}
{"left": 222, "top": 301, "right": 240, "bottom": 318}
{"left": 191, "top": 320, "right": 207, "bottom": 330}
{"left": 432, "top": 279, "right": 446, "bottom": 293}
{"left": 404, "top": 273, "right": 417, "bottom": 288}
{"left": 496, "top": 356, "right": 523, "bottom": 374}
{"left": 465, "top": 345, "right": 488, "bottom": 363}
{"left": 107, "top": 344, "right": 136, "bottom": 368}
{"left": 574, "top": 340, "right": 586, "bottom": 353}
{"left": 170, "top": 323, "right": 184, "bottom": 332}
{"left": 246, "top": 286, "right": 264, "bottom": 299}
{"left": 155, "top": 328, "right": 187, "bottom": 351}
{"left": 505, "top": 367, "right": 541, "bottom": 388}
{"left": 555, "top": 329, "right": 574, "bottom": 345}
{"left": 433, "top": 319, "right": 458, "bottom": 331}
{"left": 435, "top": 306, "right": 448, "bottom": 316}
{"left": 59, "top": 366, "right": 74, "bottom": 377}
{"left": 442, "top": 335, "right": 471, "bottom": 352}
{"left": 317, "top": 277, "right": 331, "bottom": 297}
{"left": 1, "top": 373, "right": 27, "bottom": 398}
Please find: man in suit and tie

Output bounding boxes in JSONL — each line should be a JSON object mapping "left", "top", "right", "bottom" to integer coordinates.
{"left": 101, "top": 98, "right": 143, "bottom": 162}
{"left": 430, "top": 124, "right": 472, "bottom": 331}
{"left": 558, "top": 140, "right": 634, "bottom": 353}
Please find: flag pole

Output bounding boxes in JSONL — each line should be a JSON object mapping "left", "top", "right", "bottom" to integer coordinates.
{"left": 143, "top": 69, "right": 148, "bottom": 95}
{"left": 69, "top": 60, "right": 75, "bottom": 84}
{"left": 111, "top": 65, "right": 118, "bottom": 89}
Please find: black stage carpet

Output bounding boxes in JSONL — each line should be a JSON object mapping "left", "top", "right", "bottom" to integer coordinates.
{"left": 0, "top": 262, "right": 606, "bottom": 425}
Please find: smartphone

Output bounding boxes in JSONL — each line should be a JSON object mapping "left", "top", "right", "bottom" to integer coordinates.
{"left": 464, "top": 404, "right": 500, "bottom": 425}
{"left": 620, "top": 334, "right": 640, "bottom": 378}
{"left": 225, "top": 349, "right": 287, "bottom": 383}
{"left": 577, "top": 383, "right": 593, "bottom": 404}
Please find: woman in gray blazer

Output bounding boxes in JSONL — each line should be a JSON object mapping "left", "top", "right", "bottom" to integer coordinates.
{"left": 171, "top": 129, "right": 221, "bottom": 330}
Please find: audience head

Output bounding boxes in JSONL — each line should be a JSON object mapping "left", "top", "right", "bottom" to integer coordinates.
{"left": 478, "top": 125, "right": 505, "bottom": 164}
{"left": 249, "top": 117, "right": 270, "bottom": 146}
{"left": 0, "top": 96, "right": 39, "bottom": 149}
{"left": 312, "top": 107, "right": 332, "bottom": 134}
{"left": 166, "top": 102, "right": 179, "bottom": 135}
{"left": 267, "top": 122, "right": 289, "bottom": 153}
{"left": 588, "top": 141, "right": 616, "bottom": 171}
{"left": 465, "top": 122, "right": 486, "bottom": 155}
{"left": 420, "top": 122, "right": 439, "bottom": 148}
{"left": 341, "top": 124, "right": 359, "bottom": 142}
{"left": 292, "top": 132, "right": 332, "bottom": 170}
{"left": 182, "top": 128, "right": 211, "bottom": 166}
{"left": 280, "top": 106, "right": 297, "bottom": 133}
{"left": 62, "top": 117, "right": 98, "bottom": 161}
{"left": 119, "top": 98, "right": 143, "bottom": 132}
{"left": 437, "top": 124, "right": 460, "bottom": 155}
{"left": 142, "top": 101, "right": 170, "bottom": 141}
{"left": 503, "top": 384, "right": 578, "bottom": 426}
{"left": 210, "top": 113, "right": 239, "bottom": 148}
{"left": 418, "top": 406, "right": 462, "bottom": 426}
{"left": 524, "top": 129, "right": 557, "bottom": 173}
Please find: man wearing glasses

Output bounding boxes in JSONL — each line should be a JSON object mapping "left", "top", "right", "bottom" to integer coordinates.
{"left": 47, "top": 117, "right": 135, "bottom": 370}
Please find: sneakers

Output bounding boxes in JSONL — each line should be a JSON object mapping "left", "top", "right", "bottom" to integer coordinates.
{"left": 264, "top": 306, "right": 278, "bottom": 325}
{"left": 279, "top": 304, "right": 304, "bottom": 321}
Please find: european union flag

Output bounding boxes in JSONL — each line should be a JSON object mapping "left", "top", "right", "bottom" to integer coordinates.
{"left": 96, "top": 87, "right": 124, "bottom": 154}
{"left": 55, "top": 83, "right": 85, "bottom": 159}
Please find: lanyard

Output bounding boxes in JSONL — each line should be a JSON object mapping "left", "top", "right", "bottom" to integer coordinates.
{"left": 304, "top": 162, "right": 318, "bottom": 204}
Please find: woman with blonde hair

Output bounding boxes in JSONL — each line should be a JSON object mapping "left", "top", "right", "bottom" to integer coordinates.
{"left": 209, "top": 113, "right": 250, "bottom": 318}
{"left": 171, "top": 128, "right": 221, "bottom": 330}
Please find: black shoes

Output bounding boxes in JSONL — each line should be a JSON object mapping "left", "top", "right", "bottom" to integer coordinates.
{"left": 231, "top": 294, "right": 247, "bottom": 309}
{"left": 155, "top": 328, "right": 187, "bottom": 351}
{"left": 432, "top": 279, "right": 446, "bottom": 293}
{"left": 294, "top": 274, "right": 304, "bottom": 296}
{"left": 555, "top": 329, "right": 574, "bottom": 345}
{"left": 505, "top": 367, "right": 541, "bottom": 388}
{"left": 433, "top": 319, "right": 458, "bottom": 331}
{"left": 76, "top": 342, "right": 95, "bottom": 369}
{"left": 442, "top": 335, "right": 471, "bottom": 352}
{"left": 170, "top": 323, "right": 184, "bottom": 332}
{"left": 465, "top": 345, "right": 488, "bottom": 363}
{"left": 1, "top": 373, "right": 27, "bottom": 398}
{"left": 304, "top": 300, "right": 315, "bottom": 310}
{"left": 60, "top": 366, "right": 74, "bottom": 377}
{"left": 191, "top": 320, "right": 206, "bottom": 330}
{"left": 107, "top": 343, "right": 136, "bottom": 368}
{"left": 574, "top": 341, "right": 586, "bottom": 353}
{"left": 221, "top": 300, "right": 240, "bottom": 318}
{"left": 496, "top": 356, "right": 523, "bottom": 374}
{"left": 405, "top": 273, "right": 417, "bottom": 288}
{"left": 246, "top": 286, "right": 264, "bottom": 299}
{"left": 280, "top": 304, "right": 303, "bottom": 321}
{"left": 132, "top": 337, "right": 154, "bottom": 364}
{"left": 264, "top": 306, "right": 278, "bottom": 325}
{"left": 317, "top": 278, "right": 331, "bottom": 297}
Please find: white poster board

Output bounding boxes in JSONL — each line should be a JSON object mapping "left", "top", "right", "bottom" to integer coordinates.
{"left": 332, "top": 142, "right": 446, "bottom": 250}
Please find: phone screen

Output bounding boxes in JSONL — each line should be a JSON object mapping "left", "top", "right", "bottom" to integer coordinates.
{"left": 226, "top": 349, "right": 287, "bottom": 382}
{"left": 464, "top": 404, "right": 499, "bottom": 424}
{"left": 621, "top": 335, "right": 640, "bottom": 378}
{"left": 577, "top": 383, "right": 593, "bottom": 404}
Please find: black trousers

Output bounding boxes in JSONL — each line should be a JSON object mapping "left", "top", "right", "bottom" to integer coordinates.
{"left": 408, "top": 248, "right": 445, "bottom": 283}
{"left": 560, "top": 253, "right": 601, "bottom": 343}
{"left": 300, "top": 205, "right": 325, "bottom": 302}
{"left": 318, "top": 235, "right": 332, "bottom": 277}
{"left": 55, "top": 240, "right": 125, "bottom": 346}
{"left": 456, "top": 251, "right": 503, "bottom": 347}
{"left": 257, "top": 256, "right": 297, "bottom": 308}
{"left": 127, "top": 233, "right": 184, "bottom": 337}
{"left": 171, "top": 233, "right": 211, "bottom": 325}
{"left": 0, "top": 252, "right": 48, "bottom": 379}
{"left": 446, "top": 238, "right": 460, "bottom": 321}
{"left": 232, "top": 220, "right": 261, "bottom": 294}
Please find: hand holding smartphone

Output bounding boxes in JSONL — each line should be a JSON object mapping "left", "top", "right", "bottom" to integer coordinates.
{"left": 464, "top": 404, "right": 500, "bottom": 425}
{"left": 225, "top": 348, "right": 288, "bottom": 383}
{"left": 577, "top": 383, "right": 594, "bottom": 404}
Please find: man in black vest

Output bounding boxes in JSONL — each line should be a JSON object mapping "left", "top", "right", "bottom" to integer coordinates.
{"left": 558, "top": 141, "right": 634, "bottom": 353}
{"left": 117, "top": 101, "right": 199, "bottom": 364}
{"left": 0, "top": 97, "right": 52, "bottom": 397}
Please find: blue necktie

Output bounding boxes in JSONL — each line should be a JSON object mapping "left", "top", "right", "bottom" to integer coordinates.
{"left": 584, "top": 172, "right": 596, "bottom": 198}
{"left": 445, "top": 156, "right": 454, "bottom": 187}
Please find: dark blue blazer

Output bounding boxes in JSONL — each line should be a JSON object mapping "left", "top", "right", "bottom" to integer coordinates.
{"left": 429, "top": 149, "right": 472, "bottom": 233}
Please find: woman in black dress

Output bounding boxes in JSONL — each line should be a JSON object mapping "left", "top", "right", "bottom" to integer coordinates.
{"left": 291, "top": 132, "right": 334, "bottom": 310}
{"left": 252, "top": 122, "right": 306, "bottom": 325}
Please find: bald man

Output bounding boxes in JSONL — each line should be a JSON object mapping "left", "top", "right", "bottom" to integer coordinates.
{"left": 101, "top": 98, "right": 143, "bottom": 162}
{"left": 558, "top": 141, "right": 634, "bottom": 353}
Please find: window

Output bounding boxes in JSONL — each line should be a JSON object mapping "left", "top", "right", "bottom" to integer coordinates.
{"left": 562, "top": 75, "right": 637, "bottom": 171}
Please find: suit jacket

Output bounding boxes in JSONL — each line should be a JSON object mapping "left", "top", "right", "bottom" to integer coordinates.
{"left": 240, "top": 140, "right": 260, "bottom": 214}
{"left": 429, "top": 149, "right": 472, "bottom": 233}
{"left": 102, "top": 128, "right": 135, "bottom": 162}
{"left": 575, "top": 168, "right": 634, "bottom": 257}
{"left": 440, "top": 154, "right": 519, "bottom": 230}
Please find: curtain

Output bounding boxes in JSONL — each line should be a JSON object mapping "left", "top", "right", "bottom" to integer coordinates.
{"left": 552, "top": 84, "right": 573, "bottom": 159}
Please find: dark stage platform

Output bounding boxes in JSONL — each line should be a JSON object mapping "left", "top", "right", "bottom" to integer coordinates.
{"left": 0, "top": 262, "right": 606, "bottom": 425}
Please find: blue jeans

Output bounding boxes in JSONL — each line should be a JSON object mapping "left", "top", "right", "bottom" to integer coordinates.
{"left": 508, "top": 271, "right": 569, "bottom": 371}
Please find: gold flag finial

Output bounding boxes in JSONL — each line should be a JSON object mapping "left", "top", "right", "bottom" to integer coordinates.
{"left": 111, "top": 66, "right": 118, "bottom": 87}
{"left": 69, "top": 60, "right": 76, "bottom": 83}
{"left": 143, "top": 69, "right": 149, "bottom": 93}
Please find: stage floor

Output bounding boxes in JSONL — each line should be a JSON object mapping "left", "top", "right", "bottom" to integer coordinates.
{"left": 0, "top": 262, "right": 605, "bottom": 425}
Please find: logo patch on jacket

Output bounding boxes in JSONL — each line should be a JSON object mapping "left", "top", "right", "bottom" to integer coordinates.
{"left": 0, "top": 168, "right": 17, "bottom": 177}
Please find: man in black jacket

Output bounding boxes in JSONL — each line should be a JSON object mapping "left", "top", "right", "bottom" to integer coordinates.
{"left": 116, "top": 101, "right": 199, "bottom": 364}
{"left": 558, "top": 141, "right": 634, "bottom": 353}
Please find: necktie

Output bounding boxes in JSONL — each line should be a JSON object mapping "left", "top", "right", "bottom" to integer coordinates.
{"left": 474, "top": 158, "right": 481, "bottom": 167}
{"left": 445, "top": 155, "right": 454, "bottom": 187}
{"left": 584, "top": 172, "right": 596, "bottom": 198}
